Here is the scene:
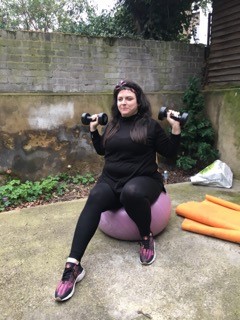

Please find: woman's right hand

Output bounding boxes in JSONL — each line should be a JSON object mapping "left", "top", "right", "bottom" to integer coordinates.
{"left": 89, "top": 114, "right": 99, "bottom": 132}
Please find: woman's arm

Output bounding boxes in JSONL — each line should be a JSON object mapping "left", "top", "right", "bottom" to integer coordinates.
{"left": 153, "top": 119, "right": 181, "bottom": 158}
{"left": 90, "top": 130, "right": 105, "bottom": 155}
{"left": 89, "top": 115, "right": 105, "bottom": 155}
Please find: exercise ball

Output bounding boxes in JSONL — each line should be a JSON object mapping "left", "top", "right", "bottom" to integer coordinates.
{"left": 99, "top": 192, "right": 171, "bottom": 240}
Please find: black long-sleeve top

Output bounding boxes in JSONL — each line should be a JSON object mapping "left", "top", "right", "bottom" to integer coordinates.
{"left": 91, "top": 115, "right": 181, "bottom": 193}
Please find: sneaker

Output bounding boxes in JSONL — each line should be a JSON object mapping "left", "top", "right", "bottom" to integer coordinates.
{"left": 55, "top": 262, "right": 85, "bottom": 302}
{"left": 139, "top": 233, "right": 156, "bottom": 265}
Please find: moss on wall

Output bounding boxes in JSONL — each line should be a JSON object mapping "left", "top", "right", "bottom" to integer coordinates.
{"left": 204, "top": 88, "right": 240, "bottom": 179}
{"left": 224, "top": 90, "right": 240, "bottom": 150}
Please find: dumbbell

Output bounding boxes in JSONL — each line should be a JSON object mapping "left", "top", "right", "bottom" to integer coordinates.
{"left": 158, "top": 106, "right": 188, "bottom": 126}
{"left": 81, "top": 112, "right": 108, "bottom": 126}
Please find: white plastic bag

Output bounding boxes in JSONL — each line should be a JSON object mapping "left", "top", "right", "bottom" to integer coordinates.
{"left": 190, "top": 160, "right": 233, "bottom": 188}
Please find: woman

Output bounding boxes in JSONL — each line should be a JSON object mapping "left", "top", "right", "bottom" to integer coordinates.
{"left": 55, "top": 80, "right": 181, "bottom": 302}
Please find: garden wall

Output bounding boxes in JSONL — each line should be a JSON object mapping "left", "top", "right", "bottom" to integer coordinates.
{"left": 204, "top": 88, "right": 240, "bottom": 179}
{"left": 0, "top": 30, "right": 207, "bottom": 180}
{"left": 0, "top": 30, "right": 204, "bottom": 93}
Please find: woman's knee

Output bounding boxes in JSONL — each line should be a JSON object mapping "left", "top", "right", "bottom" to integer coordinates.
{"left": 120, "top": 177, "right": 162, "bottom": 205}
{"left": 88, "top": 183, "right": 111, "bottom": 203}
{"left": 120, "top": 183, "right": 143, "bottom": 204}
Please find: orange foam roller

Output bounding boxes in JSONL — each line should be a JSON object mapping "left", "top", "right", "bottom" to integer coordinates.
{"left": 205, "top": 194, "right": 240, "bottom": 211}
{"left": 182, "top": 219, "right": 240, "bottom": 243}
{"left": 176, "top": 195, "right": 240, "bottom": 243}
{"left": 176, "top": 198, "right": 240, "bottom": 231}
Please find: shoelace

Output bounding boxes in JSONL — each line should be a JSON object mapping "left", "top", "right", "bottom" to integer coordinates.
{"left": 140, "top": 237, "right": 150, "bottom": 250}
{"left": 62, "top": 266, "right": 74, "bottom": 281}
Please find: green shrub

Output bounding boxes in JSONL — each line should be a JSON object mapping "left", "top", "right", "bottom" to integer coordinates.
{"left": 0, "top": 173, "right": 95, "bottom": 212}
{"left": 176, "top": 77, "right": 219, "bottom": 171}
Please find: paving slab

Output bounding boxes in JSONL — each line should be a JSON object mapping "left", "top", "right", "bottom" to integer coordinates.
{"left": 0, "top": 181, "right": 240, "bottom": 320}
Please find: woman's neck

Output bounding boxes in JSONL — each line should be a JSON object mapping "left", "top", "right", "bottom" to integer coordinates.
{"left": 120, "top": 113, "right": 139, "bottom": 121}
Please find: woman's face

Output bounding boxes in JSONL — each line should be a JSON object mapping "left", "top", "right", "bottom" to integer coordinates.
{"left": 117, "top": 89, "right": 138, "bottom": 117}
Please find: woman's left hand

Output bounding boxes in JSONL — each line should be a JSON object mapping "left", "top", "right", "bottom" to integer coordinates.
{"left": 166, "top": 110, "right": 181, "bottom": 134}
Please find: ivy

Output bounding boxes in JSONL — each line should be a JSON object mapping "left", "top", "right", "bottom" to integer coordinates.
{"left": 176, "top": 76, "right": 219, "bottom": 171}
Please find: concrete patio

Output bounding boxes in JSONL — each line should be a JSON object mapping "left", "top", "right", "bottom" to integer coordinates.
{"left": 0, "top": 181, "right": 240, "bottom": 320}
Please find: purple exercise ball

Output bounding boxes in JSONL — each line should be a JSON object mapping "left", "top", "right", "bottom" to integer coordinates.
{"left": 99, "top": 192, "right": 171, "bottom": 240}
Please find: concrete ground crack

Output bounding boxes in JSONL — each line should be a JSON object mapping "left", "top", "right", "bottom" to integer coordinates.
{"left": 137, "top": 310, "right": 152, "bottom": 319}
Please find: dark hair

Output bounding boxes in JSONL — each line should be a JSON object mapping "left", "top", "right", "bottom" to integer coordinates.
{"left": 103, "top": 80, "right": 152, "bottom": 145}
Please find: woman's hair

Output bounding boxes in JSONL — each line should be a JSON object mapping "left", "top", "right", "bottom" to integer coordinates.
{"left": 103, "top": 80, "right": 152, "bottom": 145}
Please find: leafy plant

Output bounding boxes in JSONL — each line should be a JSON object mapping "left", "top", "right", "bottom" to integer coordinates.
{"left": 0, "top": 0, "right": 91, "bottom": 32}
{"left": 0, "top": 172, "right": 95, "bottom": 212}
{"left": 0, "top": 0, "right": 212, "bottom": 41}
{"left": 58, "top": 173, "right": 95, "bottom": 185}
{"left": 116, "top": 0, "right": 212, "bottom": 41}
{"left": 176, "top": 76, "right": 219, "bottom": 170}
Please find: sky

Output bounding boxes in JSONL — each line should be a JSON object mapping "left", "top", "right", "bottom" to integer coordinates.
{"left": 90, "top": 0, "right": 117, "bottom": 13}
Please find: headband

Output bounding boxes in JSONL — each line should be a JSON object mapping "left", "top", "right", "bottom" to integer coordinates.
{"left": 114, "top": 80, "right": 136, "bottom": 94}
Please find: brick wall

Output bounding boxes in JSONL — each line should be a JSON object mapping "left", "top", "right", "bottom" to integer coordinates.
{"left": 0, "top": 30, "right": 205, "bottom": 93}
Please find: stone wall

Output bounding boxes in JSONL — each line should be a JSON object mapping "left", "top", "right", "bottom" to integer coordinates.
{"left": 0, "top": 30, "right": 204, "bottom": 93}
{"left": 0, "top": 92, "right": 184, "bottom": 180}
{"left": 0, "top": 30, "right": 206, "bottom": 180}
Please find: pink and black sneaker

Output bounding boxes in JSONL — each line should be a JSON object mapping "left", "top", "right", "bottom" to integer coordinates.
{"left": 139, "top": 233, "right": 156, "bottom": 265}
{"left": 55, "top": 262, "right": 85, "bottom": 302}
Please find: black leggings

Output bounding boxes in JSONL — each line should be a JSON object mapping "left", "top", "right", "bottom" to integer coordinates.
{"left": 69, "top": 176, "right": 164, "bottom": 261}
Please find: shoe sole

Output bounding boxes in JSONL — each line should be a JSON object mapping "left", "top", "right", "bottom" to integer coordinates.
{"left": 55, "top": 269, "right": 86, "bottom": 302}
{"left": 141, "top": 252, "right": 156, "bottom": 265}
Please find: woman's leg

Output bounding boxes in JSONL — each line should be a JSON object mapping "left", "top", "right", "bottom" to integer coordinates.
{"left": 55, "top": 182, "right": 120, "bottom": 302}
{"left": 69, "top": 182, "right": 120, "bottom": 262}
{"left": 120, "top": 176, "right": 164, "bottom": 265}
{"left": 120, "top": 177, "right": 163, "bottom": 237}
